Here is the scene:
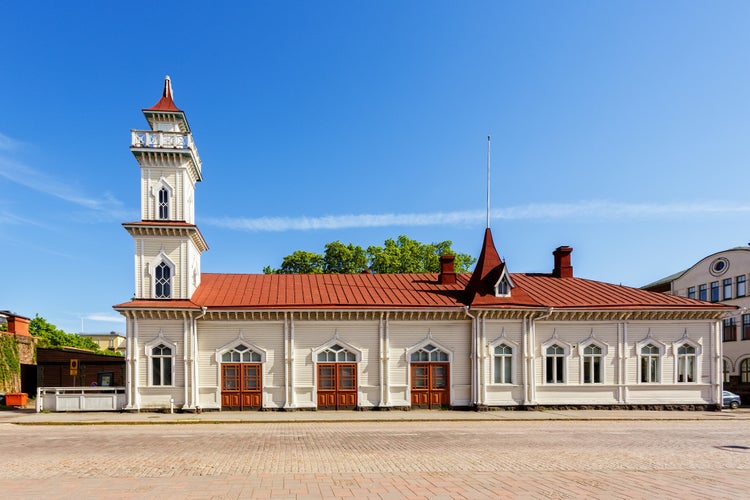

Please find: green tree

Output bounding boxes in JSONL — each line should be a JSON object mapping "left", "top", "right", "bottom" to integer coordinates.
{"left": 265, "top": 235, "right": 475, "bottom": 274}
{"left": 29, "top": 315, "right": 119, "bottom": 355}
{"left": 323, "top": 241, "right": 369, "bottom": 273}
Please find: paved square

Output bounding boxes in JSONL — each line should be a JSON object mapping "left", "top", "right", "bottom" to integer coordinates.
{"left": 1, "top": 419, "right": 749, "bottom": 498}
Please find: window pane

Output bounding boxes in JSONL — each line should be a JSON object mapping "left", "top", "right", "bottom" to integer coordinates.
{"left": 222, "top": 352, "right": 232, "bottom": 362}
{"left": 593, "top": 357, "right": 601, "bottom": 383}
{"left": 152, "top": 358, "right": 161, "bottom": 385}
{"left": 724, "top": 278, "right": 733, "bottom": 300}
{"left": 711, "top": 282, "right": 719, "bottom": 302}
{"left": 504, "top": 356, "right": 512, "bottom": 383}
{"left": 163, "top": 358, "right": 172, "bottom": 385}
{"left": 494, "top": 357, "right": 504, "bottom": 384}
{"left": 737, "top": 276, "right": 746, "bottom": 297}
{"left": 699, "top": 284, "right": 707, "bottom": 301}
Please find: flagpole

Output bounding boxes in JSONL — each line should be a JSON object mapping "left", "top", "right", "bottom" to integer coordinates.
{"left": 487, "top": 135, "right": 491, "bottom": 229}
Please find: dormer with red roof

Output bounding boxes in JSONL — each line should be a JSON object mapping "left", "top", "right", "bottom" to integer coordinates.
{"left": 125, "top": 77, "right": 208, "bottom": 301}
{"left": 464, "top": 228, "right": 514, "bottom": 304}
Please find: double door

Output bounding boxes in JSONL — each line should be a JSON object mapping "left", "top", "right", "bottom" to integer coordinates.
{"left": 221, "top": 363, "right": 262, "bottom": 410}
{"left": 410, "top": 363, "right": 450, "bottom": 409}
{"left": 317, "top": 363, "right": 357, "bottom": 409}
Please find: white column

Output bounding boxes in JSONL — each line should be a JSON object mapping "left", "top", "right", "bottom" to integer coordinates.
{"left": 290, "top": 315, "right": 296, "bottom": 407}
{"left": 183, "top": 315, "right": 190, "bottom": 409}
{"left": 385, "top": 314, "right": 391, "bottom": 406}
{"left": 283, "top": 312, "right": 289, "bottom": 408}
{"left": 623, "top": 322, "right": 629, "bottom": 404}
{"left": 133, "top": 317, "right": 140, "bottom": 410}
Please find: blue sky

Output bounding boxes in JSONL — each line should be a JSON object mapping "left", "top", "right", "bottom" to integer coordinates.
{"left": 2, "top": 2, "right": 749, "bottom": 334}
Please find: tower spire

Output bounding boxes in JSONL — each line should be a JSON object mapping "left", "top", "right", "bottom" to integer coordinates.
{"left": 163, "top": 75, "right": 173, "bottom": 99}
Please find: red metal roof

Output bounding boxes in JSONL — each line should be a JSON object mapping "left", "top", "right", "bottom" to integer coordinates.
{"left": 114, "top": 271, "right": 730, "bottom": 312}
{"left": 189, "top": 273, "right": 470, "bottom": 310}
{"left": 113, "top": 226, "right": 732, "bottom": 313}
{"left": 144, "top": 76, "right": 181, "bottom": 112}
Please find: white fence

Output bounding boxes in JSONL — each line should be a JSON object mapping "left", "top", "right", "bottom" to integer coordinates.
{"left": 36, "top": 387, "right": 126, "bottom": 412}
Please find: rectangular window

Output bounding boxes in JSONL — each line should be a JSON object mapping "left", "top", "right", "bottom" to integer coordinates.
{"left": 723, "top": 278, "right": 733, "bottom": 300}
{"left": 699, "top": 284, "right": 707, "bottom": 301}
{"left": 710, "top": 281, "right": 720, "bottom": 302}
{"left": 737, "top": 276, "right": 746, "bottom": 298}
{"left": 687, "top": 287, "right": 696, "bottom": 299}
{"left": 743, "top": 314, "right": 750, "bottom": 341}
{"left": 545, "top": 352, "right": 565, "bottom": 384}
{"left": 724, "top": 318, "right": 737, "bottom": 342}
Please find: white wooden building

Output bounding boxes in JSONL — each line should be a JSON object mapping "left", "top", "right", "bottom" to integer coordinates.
{"left": 115, "top": 78, "right": 733, "bottom": 411}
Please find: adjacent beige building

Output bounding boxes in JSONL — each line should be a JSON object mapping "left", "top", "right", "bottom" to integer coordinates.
{"left": 644, "top": 247, "right": 750, "bottom": 397}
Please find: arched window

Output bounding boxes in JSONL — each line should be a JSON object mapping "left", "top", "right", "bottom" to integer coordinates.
{"left": 158, "top": 187, "right": 169, "bottom": 219}
{"left": 221, "top": 344, "right": 262, "bottom": 363}
{"left": 582, "top": 344, "right": 603, "bottom": 384}
{"left": 410, "top": 344, "right": 449, "bottom": 362}
{"left": 493, "top": 344, "right": 513, "bottom": 384}
{"left": 640, "top": 344, "right": 661, "bottom": 383}
{"left": 676, "top": 344, "right": 696, "bottom": 383}
{"left": 741, "top": 359, "right": 750, "bottom": 384}
{"left": 151, "top": 344, "right": 173, "bottom": 386}
{"left": 155, "top": 261, "right": 171, "bottom": 298}
{"left": 545, "top": 345, "right": 565, "bottom": 384}
{"left": 317, "top": 344, "right": 356, "bottom": 362}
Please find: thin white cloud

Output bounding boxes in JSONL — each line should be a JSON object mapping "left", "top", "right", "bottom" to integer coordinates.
{"left": 203, "top": 201, "right": 750, "bottom": 232}
{"left": 85, "top": 313, "right": 126, "bottom": 324}
{"left": 0, "top": 155, "right": 131, "bottom": 220}
{"left": 0, "top": 132, "right": 24, "bottom": 152}
{"left": 0, "top": 210, "right": 44, "bottom": 226}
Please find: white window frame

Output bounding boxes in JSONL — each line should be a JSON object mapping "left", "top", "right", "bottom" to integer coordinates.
{"left": 673, "top": 337, "right": 701, "bottom": 384}
{"left": 312, "top": 334, "right": 362, "bottom": 364}
{"left": 541, "top": 335, "right": 571, "bottom": 385}
{"left": 149, "top": 252, "right": 175, "bottom": 299}
{"left": 636, "top": 336, "right": 665, "bottom": 384}
{"left": 405, "top": 335, "right": 454, "bottom": 364}
{"left": 151, "top": 178, "right": 173, "bottom": 221}
{"left": 144, "top": 333, "right": 177, "bottom": 387}
{"left": 493, "top": 267, "right": 514, "bottom": 297}
{"left": 488, "top": 334, "right": 518, "bottom": 385}
{"left": 578, "top": 336, "right": 608, "bottom": 384}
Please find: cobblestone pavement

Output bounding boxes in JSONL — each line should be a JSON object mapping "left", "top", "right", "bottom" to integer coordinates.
{"left": 1, "top": 419, "right": 749, "bottom": 498}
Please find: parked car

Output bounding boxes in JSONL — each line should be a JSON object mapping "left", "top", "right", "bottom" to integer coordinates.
{"left": 723, "top": 390, "right": 741, "bottom": 409}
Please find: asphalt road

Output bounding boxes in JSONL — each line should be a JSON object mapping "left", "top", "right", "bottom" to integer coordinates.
{"left": 1, "top": 419, "right": 749, "bottom": 498}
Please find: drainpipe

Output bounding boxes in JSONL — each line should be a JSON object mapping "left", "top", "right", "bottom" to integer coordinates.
{"left": 192, "top": 306, "right": 207, "bottom": 412}
{"left": 464, "top": 306, "right": 479, "bottom": 408}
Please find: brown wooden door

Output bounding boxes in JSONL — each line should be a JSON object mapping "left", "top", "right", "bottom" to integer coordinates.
{"left": 221, "top": 363, "right": 262, "bottom": 410}
{"left": 317, "top": 363, "right": 357, "bottom": 409}
{"left": 411, "top": 363, "right": 450, "bottom": 409}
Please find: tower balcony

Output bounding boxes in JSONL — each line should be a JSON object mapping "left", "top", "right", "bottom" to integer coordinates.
{"left": 131, "top": 130, "right": 203, "bottom": 180}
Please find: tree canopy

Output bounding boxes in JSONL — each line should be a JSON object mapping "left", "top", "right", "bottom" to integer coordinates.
{"left": 264, "top": 235, "right": 476, "bottom": 274}
{"left": 29, "top": 315, "right": 122, "bottom": 356}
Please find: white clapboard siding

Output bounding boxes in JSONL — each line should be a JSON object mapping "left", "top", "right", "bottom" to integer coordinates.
{"left": 483, "top": 320, "right": 524, "bottom": 406}
{"left": 292, "top": 320, "right": 380, "bottom": 407}
{"left": 197, "top": 319, "right": 286, "bottom": 408}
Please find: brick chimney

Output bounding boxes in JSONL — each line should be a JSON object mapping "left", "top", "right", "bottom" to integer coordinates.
{"left": 552, "top": 246, "right": 573, "bottom": 278}
{"left": 6, "top": 313, "right": 31, "bottom": 337}
{"left": 439, "top": 255, "right": 456, "bottom": 284}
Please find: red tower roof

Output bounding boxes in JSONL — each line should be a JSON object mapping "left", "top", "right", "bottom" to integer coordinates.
{"left": 145, "top": 76, "right": 181, "bottom": 112}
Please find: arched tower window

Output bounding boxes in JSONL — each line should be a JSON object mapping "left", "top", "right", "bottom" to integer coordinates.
{"left": 155, "top": 261, "right": 172, "bottom": 298}
{"left": 158, "top": 187, "right": 169, "bottom": 219}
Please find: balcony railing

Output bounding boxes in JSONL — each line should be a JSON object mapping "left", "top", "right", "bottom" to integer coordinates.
{"left": 131, "top": 130, "right": 202, "bottom": 173}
